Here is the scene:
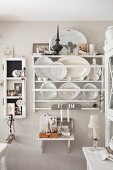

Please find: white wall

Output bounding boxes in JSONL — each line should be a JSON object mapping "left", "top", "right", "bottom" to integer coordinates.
{"left": 0, "top": 21, "right": 113, "bottom": 170}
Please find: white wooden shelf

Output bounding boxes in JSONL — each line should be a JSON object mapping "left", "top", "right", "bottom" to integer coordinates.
{"left": 34, "top": 107, "right": 100, "bottom": 111}
{"left": 34, "top": 99, "right": 99, "bottom": 103}
{"left": 37, "top": 135, "right": 74, "bottom": 153}
{"left": 4, "top": 58, "right": 26, "bottom": 119}
{"left": 33, "top": 89, "right": 104, "bottom": 92}
{"left": 6, "top": 77, "right": 22, "bottom": 80}
{"left": 32, "top": 54, "right": 104, "bottom": 58}
{"left": 32, "top": 54, "right": 104, "bottom": 111}
{"left": 6, "top": 96, "right": 22, "bottom": 99}
{"left": 33, "top": 65, "right": 104, "bottom": 68}
{"left": 35, "top": 80, "right": 103, "bottom": 83}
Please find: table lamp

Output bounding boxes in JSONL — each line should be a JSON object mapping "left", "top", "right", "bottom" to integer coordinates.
{"left": 88, "top": 114, "right": 99, "bottom": 150}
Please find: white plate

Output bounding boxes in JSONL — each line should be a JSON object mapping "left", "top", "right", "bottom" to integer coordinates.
{"left": 35, "top": 57, "right": 53, "bottom": 78}
{"left": 58, "top": 82, "right": 80, "bottom": 100}
{"left": 50, "top": 29, "right": 87, "bottom": 55}
{"left": 58, "top": 56, "right": 90, "bottom": 80}
{"left": 83, "top": 83, "right": 98, "bottom": 99}
{"left": 40, "top": 82, "right": 57, "bottom": 99}
{"left": 47, "top": 62, "right": 67, "bottom": 81}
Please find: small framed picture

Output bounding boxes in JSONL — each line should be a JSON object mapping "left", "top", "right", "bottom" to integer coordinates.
{"left": 15, "top": 107, "right": 22, "bottom": 115}
{"left": 7, "top": 90, "right": 16, "bottom": 96}
{"left": 14, "top": 83, "right": 22, "bottom": 96}
{"left": 7, "top": 103, "right": 15, "bottom": 116}
{"left": 0, "top": 44, "right": 14, "bottom": 58}
{"left": 32, "top": 43, "right": 49, "bottom": 54}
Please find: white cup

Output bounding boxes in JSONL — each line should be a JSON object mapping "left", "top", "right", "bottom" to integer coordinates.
{"left": 38, "top": 77, "right": 42, "bottom": 81}
{"left": 89, "top": 44, "right": 95, "bottom": 55}
{"left": 43, "top": 77, "right": 48, "bottom": 81}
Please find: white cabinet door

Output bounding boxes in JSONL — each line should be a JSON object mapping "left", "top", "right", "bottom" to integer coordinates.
{"left": 105, "top": 49, "right": 113, "bottom": 121}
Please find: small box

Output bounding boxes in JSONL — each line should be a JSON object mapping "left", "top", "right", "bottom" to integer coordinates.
{"left": 39, "top": 132, "right": 60, "bottom": 138}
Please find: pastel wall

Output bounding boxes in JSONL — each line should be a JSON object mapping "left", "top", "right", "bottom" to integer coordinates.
{"left": 0, "top": 21, "right": 113, "bottom": 170}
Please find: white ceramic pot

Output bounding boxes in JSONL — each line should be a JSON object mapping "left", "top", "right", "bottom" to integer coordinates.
{"left": 105, "top": 26, "right": 113, "bottom": 43}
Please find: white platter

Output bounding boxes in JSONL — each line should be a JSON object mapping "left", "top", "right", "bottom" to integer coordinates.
{"left": 47, "top": 62, "right": 67, "bottom": 81}
{"left": 58, "top": 82, "right": 80, "bottom": 100}
{"left": 58, "top": 56, "right": 90, "bottom": 80}
{"left": 35, "top": 57, "right": 53, "bottom": 78}
{"left": 50, "top": 29, "right": 87, "bottom": 55}
{"left": 83, "top": 83, "right": 98, "bottom": 99}
{"left": 40, "top": 82, "right": 57, "bottom": 99}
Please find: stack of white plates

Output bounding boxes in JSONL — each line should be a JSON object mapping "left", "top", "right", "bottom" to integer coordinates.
{"left": 35, "top": 57, "right": 67, "bottom": 81}
{"left": 58, "top": 82, "right": 80, "bottom": 100}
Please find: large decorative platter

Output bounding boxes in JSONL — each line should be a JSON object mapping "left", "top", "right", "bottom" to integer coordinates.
{"left": 58, "top": 56, "right": 90, "bottom": 80}
{"left": 50, "top": 29, "right": 87, "bottom": 55}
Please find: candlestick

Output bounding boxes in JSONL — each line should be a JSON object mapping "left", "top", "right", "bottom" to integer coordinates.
{"left": 67, "top": 108, "right": 70, "bottom": 122}
{"left": 49, "top": 38, "right": 51, "bottom": 52}
{"left": 57, "top": 25, "right": 59, "bottom": 40}
{"left": 60, "top": 105, "right": 63, "bottom": 122}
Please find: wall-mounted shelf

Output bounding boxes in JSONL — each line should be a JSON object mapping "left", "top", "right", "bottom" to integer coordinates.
{"left": 4, "top": 57, "right": 26, "bottom": 119}
{"left": 32, "top": 54, "right": 105, "bottom": 112}
{"left": 37, "top": 135, "right": 74, "bottom": 153}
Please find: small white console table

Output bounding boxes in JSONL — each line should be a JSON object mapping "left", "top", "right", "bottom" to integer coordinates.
{"left": 0, "top": 143, "right": 8, "bottom": 170}
{"left": 82, "top": 147, "right": 113, "bottom": 170}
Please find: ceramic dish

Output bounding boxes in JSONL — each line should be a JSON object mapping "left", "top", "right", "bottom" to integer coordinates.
{"left": 12, "top": 70, "right": 21, "bottom": 77}
{"left": 58, "top": 82, "right": 80, "bottom": 100}
{"left": 47, "top": 62, "right": 67, "bottom": 81}
{"left": 35, "top": 57, "right": 53, "bottom": 78}
{"left": 58, "top": 56, "right": 90, "bottom": 80}
{"left": 83, "top": 83, "right": 98, "bottom": 99}
{"left": 40, "top": 82, "right": 57, "bottom": 99}
{"left": 50, "top": 29, "right": 87, "bottom": 55}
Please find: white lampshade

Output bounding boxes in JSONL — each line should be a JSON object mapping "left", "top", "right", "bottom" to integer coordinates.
{"left": 88, "top": 114, "right": 99, "bottom": 129}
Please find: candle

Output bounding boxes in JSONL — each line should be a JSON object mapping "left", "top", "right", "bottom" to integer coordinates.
{"left": 57, "top": 25, "right": 59, "bottom": 40}
{"left": 67, "top": 108, "right": 70, "bottom": 122}
{"left": 93, "top": 128, "right": 97, "bottom": 139}
{"left": 60, "top": 105, "right": 63, "bottom": 122}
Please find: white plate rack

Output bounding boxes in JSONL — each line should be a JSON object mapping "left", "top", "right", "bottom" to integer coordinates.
{"left": 32, "top": 54, "right": 105, "bottom": 112}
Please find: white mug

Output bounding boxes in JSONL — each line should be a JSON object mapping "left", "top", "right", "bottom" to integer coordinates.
{"left": 89, "top": 44, "right": 95, "bottom": 55}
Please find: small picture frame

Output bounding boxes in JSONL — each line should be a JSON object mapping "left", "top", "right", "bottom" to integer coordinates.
{"left": 7, "top": 103, "right": 15, "bottom": 116}
{"left": 14, "top": 83, "right": 22, "bottom": 96}
{"left": 7, "top": 90, "right": 16, "bottom": 96}
{"left": 0, "top": 44, "right": 14, "bottom": 58}
{"left": 15, "top": 107, "right": 22, "bottom": 115}
{"left": 32, "top": 43, "right": 49, "bottom": 54}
